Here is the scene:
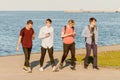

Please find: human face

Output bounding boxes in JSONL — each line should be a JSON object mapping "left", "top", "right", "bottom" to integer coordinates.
{"left": 27, "top": 24, "right": 33, "bottom": 29}
{"left": 46, "top": 21, "right": 51, "bottom": 27}
{"left": 69, "top": 22, "right": 75, "bottom": 27}
{"left": 90, "top": 20, "right": 96, "bottom": 27}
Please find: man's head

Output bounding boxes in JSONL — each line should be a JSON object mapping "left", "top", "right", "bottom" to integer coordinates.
{"left": 68, "top": 19, "right": 75, "bottom": 27}
{"left": 46, "top": 19, "right": 52, "bottom": 27}
{"left": 26, "top": 20, "right": 33, "bottom": 29}
{"left": 89, "top": 17, "right": 97, "bottom": 27}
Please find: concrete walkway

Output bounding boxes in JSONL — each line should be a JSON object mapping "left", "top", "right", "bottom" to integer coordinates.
{"left": 0, "top": 45, "right": 120, "bottom": 80}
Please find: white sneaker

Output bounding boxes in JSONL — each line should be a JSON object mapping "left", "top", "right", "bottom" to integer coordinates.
{"left": 52, "top": 66, "right": 56, "bottom": 72}
{"left": 23, "top": 66, "right": 28, "bottom": 72}
{"left": 39, "top": 67, "right": 44, "bottom": 72}
{"left": 27, "top": 67, "right": 32, "bottom": 73}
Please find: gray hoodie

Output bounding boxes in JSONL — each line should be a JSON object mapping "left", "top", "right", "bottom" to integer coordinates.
{"left": 82, "top": 26, "right": 98, "bottom": 45}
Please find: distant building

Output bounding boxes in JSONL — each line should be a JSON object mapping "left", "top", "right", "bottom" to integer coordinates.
{"left": 115, "top": 8, "right": 120, "bottom": 13}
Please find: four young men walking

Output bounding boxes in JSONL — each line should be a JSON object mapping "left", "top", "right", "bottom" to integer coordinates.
{"left": 16, "top": 17, "right": 99, "bottom": 73}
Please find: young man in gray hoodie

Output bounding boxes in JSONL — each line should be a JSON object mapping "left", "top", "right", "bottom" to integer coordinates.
{"left": 82, "top": 17, "right": 99, "bottom": 70}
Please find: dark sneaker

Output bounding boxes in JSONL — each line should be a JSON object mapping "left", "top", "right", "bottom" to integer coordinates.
{"left": 84, "top": 65, "right": 88, "bottom": 69}
{"left": 93, "top": 67, "right": 99, "bottom": 70}
{"left": 59, "top": 63, "right": 63, "bottom": 69}
{"left": 70, "top": 66, "right": 76, "bottom": 70}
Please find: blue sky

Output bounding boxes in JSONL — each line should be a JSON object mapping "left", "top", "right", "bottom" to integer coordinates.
{"left": 0, "top": 0, "right": 119, "bottom": 11}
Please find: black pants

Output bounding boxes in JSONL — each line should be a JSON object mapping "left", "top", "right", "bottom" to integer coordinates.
{"left": 61, "top": 42, "right": 76, "bottom": 66}
{"left": 84, "top": 43, "right": 98, "bottom": 67}
{"left": 23, "top": 47, "right": 32, "bottom": 67}
{"left": 40, "top": 46, "right": 55, "bottom": 67}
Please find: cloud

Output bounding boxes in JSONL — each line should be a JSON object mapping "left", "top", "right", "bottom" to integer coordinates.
{"left": 0, "top": 0, "right": 119, "bottom": 11}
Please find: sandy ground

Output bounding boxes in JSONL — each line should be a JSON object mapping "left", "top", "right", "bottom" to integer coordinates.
{"left": 0, "top": 45, "right": 120, "bottom": 80}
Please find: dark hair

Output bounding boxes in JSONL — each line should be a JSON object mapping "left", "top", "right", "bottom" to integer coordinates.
{"left": 27, "top": 20, "right": 33, "bottom": 25}
{"left": 46, "top": 18, "right": 52, "bottom": 23}
{"left": 89, "top": 17, "right": 97, "bottom": 23}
